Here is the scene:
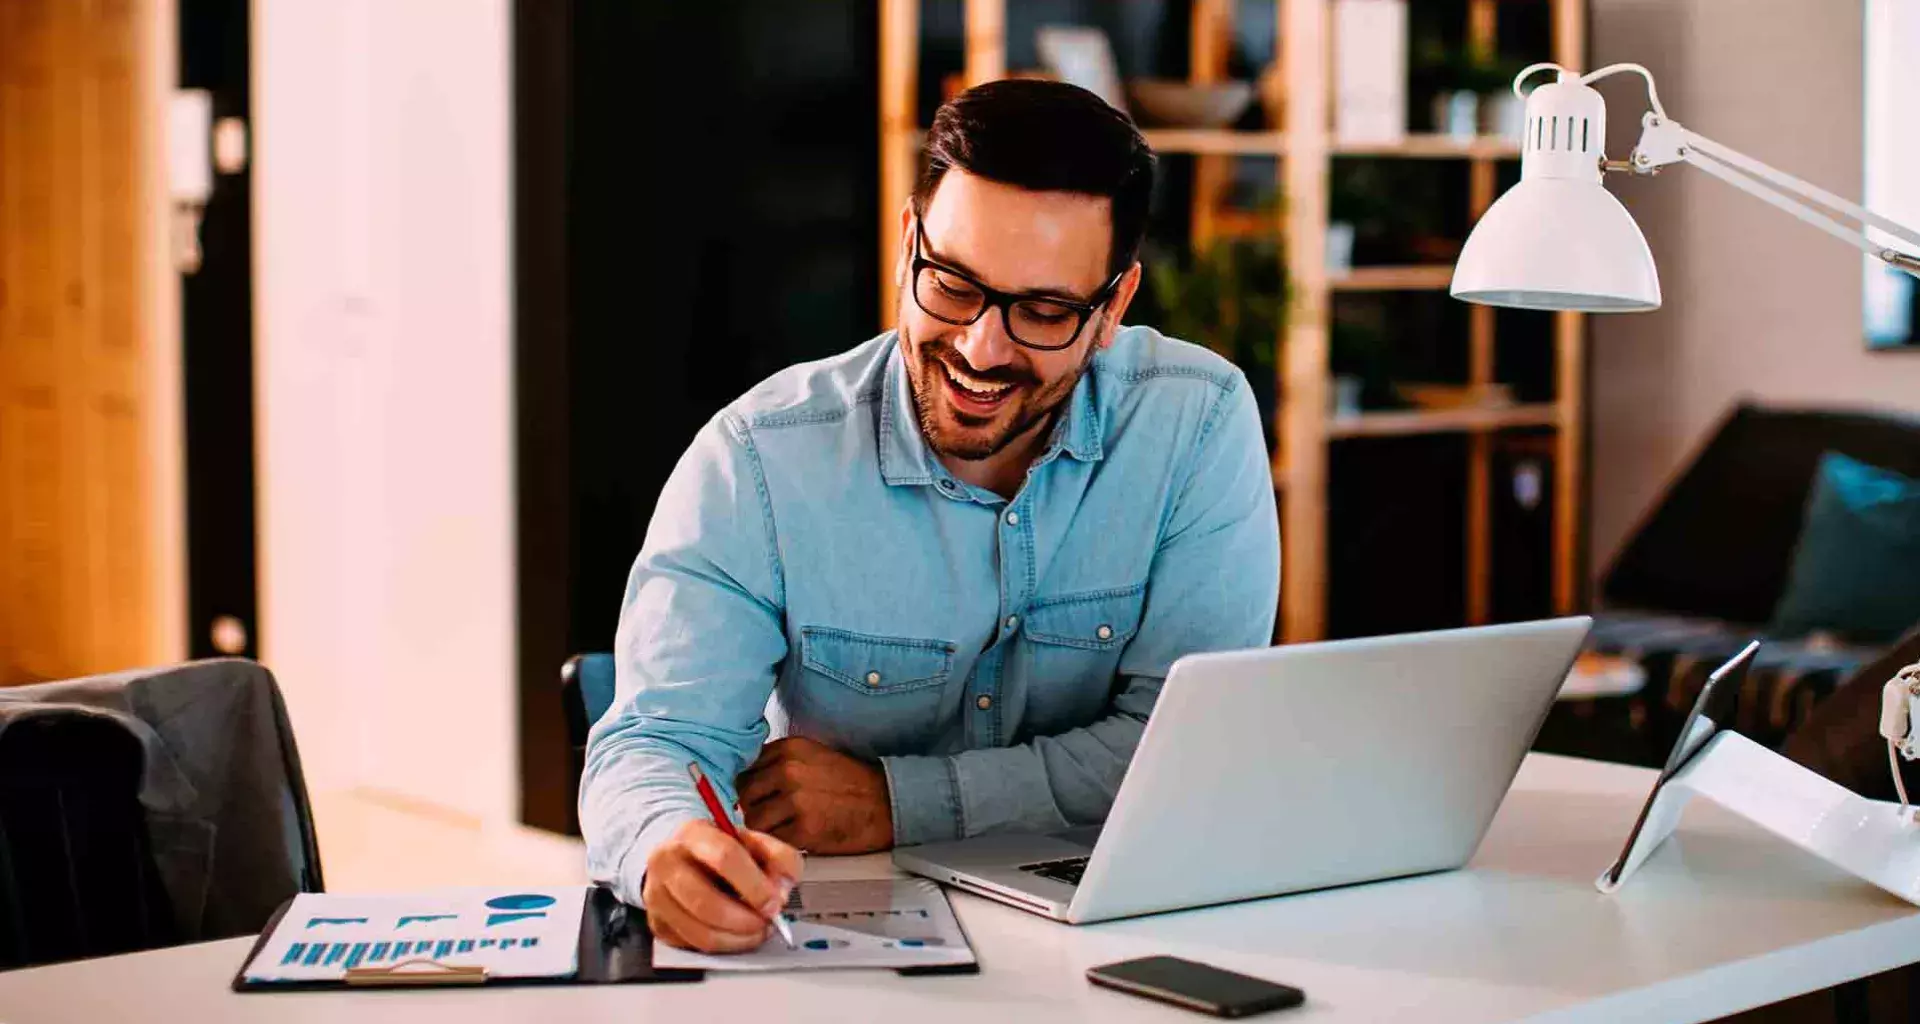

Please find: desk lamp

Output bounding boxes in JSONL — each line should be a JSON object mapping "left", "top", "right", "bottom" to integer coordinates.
{"left": 1450, "top": 62, "right": 1920, "bottom": 811}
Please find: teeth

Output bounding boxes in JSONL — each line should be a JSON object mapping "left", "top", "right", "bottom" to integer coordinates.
{"left": 944, "top": 364, "right": 1012, "bottom": 397}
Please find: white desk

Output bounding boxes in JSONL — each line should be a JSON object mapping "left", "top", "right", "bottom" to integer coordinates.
{"left": 2, "top": 754, "right": 1916, "bottom": 1023}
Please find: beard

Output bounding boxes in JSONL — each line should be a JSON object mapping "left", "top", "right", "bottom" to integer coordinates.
{"left": 901, "top": 319, "right": 1097, "bottom": 462}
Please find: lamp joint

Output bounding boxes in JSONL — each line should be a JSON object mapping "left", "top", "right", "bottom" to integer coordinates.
{"left": 1883, "top": 250, "right": 1920, "bottom": 273}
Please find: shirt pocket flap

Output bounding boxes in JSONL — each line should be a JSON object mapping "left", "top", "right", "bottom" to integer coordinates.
{"left": 800, "top": 627, "right": 955, "bottom": 694}
{"left": 1023, "top": 583, "right": 1147, "bottom": 650}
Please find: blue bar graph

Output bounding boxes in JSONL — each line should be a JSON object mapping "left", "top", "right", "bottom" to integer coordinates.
{"left": 280, "top": 934, "right": 551, "bottom": 972}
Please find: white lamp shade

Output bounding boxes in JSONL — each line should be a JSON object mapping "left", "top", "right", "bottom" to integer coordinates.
{"left": 1450, "top": 71, "right": 1661, "bottom": 312}
{"left": 1450, "top": 177, "right": 1662, "bottom": 311}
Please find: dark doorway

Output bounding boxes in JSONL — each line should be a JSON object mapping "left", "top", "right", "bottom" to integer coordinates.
{"left": 178, "top": 0, "right": 258, "bottom": 661}
{"left": 514, "top": 1, "right": 881, "bottom": 832}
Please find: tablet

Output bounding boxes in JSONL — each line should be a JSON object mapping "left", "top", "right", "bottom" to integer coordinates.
{"left": 1600, "top": 640, "right": 1760, "bottom": 888}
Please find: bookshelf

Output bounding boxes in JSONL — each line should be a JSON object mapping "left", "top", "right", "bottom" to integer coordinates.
{"left": 878, "top": 0, "right": 1588, "bottom": 643}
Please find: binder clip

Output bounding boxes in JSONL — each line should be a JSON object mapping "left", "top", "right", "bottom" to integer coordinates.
{"left": 344, "top": 958, "right": 489, "bottom": 987}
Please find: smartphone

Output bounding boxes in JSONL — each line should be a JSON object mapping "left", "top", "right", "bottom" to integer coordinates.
{"left": 1087, "top": 955, "right": 1305, "bottom": 1018}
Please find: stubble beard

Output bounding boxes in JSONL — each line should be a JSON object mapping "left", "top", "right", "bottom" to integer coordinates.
{"left": 900, "top": 319, "right": 1096, "bottom": 462}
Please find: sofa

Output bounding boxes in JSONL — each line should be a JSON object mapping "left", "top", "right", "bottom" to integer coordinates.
{"left": 1534, "top": 401, "right": 1920, "bottom": 768}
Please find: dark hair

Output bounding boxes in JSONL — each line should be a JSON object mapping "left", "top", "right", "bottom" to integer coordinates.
{"left": 912, "top": 79, "right": 1157, "bottom": 279}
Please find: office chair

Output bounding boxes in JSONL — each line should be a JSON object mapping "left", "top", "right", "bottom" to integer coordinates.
{"left": 0, "top": 711, "right": 178, "bottom": 968}
{"left": 0, "top": 660, "right": 322, "bottom": 969}
{"left": 560, "top": 653, "right": 616, "bottom": 834}
{"left": 561, "top": 652, "right": 618, "bottom": 753}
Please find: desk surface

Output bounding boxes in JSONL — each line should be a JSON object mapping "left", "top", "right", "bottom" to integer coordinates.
{"left": 2, "top": 754, "right": 1916, "bottom": 1024}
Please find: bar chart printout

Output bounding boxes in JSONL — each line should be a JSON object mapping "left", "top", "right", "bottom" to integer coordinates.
{"left": 652, "top": 878, "right": 975, "bottom": 972}
{"left": 243, "top": 887, "right": 587, "bottom": 983}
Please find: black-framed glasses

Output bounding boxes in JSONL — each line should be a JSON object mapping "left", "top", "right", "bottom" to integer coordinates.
{"left": 909, "top": 220, "right": 1124, "bottom": 351}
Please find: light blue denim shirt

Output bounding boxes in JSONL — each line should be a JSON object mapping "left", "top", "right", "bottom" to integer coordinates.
{"left": 581, "top": 326, "right": 1280, "bottom": 906}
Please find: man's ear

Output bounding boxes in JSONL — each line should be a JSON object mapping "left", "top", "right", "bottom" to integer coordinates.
{"left": 1095, "top": 262, "right": 1143, "bottom": 350}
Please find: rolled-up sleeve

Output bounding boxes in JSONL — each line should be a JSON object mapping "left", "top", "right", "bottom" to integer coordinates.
{"left": 883, "top": 374, "right": 1280, "bottom": 844}
{"left": 579, "top": 412, "right": 788, "bottom": 906}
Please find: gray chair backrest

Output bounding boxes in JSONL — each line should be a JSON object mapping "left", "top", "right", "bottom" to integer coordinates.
{"left": 0, "top": 659, "right": 323, "bottom": 964}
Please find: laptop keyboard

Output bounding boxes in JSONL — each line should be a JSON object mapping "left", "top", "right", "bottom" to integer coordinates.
{"left": 1019, "top": 856, "right": 1089, "bottom": 887}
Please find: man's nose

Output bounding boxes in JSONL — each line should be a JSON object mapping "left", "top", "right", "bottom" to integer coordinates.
{"left": 952, "top": 308, "right": 1018, "bottom": 371}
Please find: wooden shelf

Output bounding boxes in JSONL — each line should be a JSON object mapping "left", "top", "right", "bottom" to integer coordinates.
{"left": 1325, "top": 404, "right": 1561, "bottom": 439}
{"left": 1141, "top": 131, "right": 1522, "bottom": 160}
{"left": 1329, "top": 265, "right": 1456, "bottom": 292}
{"left": 884, "top": 0, "right": 1587, "bottom": 644}
{"left": 1141, "top": 129, "right": 1287, "bottom": 156}
{"left": 1334, "top": 134, "right": 1522, "bottom": 159}
{"left": 1211, "top": 210, "right": 1281, "bottom": 238}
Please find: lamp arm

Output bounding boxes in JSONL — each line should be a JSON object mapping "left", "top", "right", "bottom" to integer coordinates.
{"left": 1626, "top": 116, "right": 1920, "bottom": 279}
{"left": 1685, "top": 132, "right": 1920, "bottom": 250}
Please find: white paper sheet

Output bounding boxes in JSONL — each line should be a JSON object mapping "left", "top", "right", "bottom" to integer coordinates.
{"left": 243, "top": 887, "right": 588, "bottom": 982}
{"left": 651, "top": 877, "right": 974, "bottom": 972}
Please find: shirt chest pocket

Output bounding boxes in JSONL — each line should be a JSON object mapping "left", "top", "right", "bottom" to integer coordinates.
{"left": 1015, "top": 582, "right": 1147, "bottom": 733}
{"left": 788, "top": 627, "right": 958, "bottom": 757}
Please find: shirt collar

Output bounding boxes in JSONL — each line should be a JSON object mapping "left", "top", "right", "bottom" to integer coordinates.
{"left": 877, "top": 334, "right": 1104, "bottom": 489}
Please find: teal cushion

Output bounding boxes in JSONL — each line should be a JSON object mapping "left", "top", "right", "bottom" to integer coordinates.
{"left": 1768, "top": 452, "right": 1920, "bottom": 642}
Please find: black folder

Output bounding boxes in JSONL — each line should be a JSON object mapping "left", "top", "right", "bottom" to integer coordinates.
{"left": 231, "top": 884, "right": 977, "bottom": 991}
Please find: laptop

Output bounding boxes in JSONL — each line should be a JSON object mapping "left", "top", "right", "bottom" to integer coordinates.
{"left": 892, "top": 617, "right": 1592, "bottom": 923}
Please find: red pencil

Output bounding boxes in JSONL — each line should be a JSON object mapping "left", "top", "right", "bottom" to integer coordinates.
{"left": 687, "top": 761, "right": 797, "bottom": 949}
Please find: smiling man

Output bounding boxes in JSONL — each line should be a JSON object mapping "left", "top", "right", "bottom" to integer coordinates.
{"left": 581, "top": 80, "right": 1280, "bottom": 953}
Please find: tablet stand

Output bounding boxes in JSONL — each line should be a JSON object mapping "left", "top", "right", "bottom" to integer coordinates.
{"left": 1597, "top": 729, "right": 1920, "bottom": 906}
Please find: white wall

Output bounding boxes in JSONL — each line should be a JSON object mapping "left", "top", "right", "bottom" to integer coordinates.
{"left": 254, "top": 0, "right": 516, "bottom": 826}
{"left": 1587, "top": 0, "right": 1920, "bottom": 584}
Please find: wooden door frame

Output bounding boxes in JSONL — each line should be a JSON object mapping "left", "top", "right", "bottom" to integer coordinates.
{"left": 0, "top": 0, "right": 188, "bottom": 683}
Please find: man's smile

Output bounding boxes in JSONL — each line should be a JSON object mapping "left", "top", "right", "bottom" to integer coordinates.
{"left": 938, "top": 360, "right": 1021, "bottom": 417}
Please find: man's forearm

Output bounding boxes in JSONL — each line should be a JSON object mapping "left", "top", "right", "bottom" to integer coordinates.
{"left": 880, "top": 675, "right": 1162, "bottom": 846}
{"left": 581, "top": 709, "right": 758, "bottom": 906}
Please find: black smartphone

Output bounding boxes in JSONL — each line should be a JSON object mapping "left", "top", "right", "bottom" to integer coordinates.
{"left": 1087, "top": 955, "right": 1305, "bottom": 1018}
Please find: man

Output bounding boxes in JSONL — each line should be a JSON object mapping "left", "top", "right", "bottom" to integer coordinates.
{"left": 582, "top": 79, "right": 1280, "bottom": 953}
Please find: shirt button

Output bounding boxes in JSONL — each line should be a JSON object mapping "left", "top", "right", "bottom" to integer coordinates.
{"left": 1005, "top": 615, "right": 1019, "bottom": 631}
{"left": 1005, "top": 510, "right": 1020, "bottom": 526}
{"left": 976, "top": 695, "right": 993, "bottom": 711}
{"left": 865, "top": 671, "right": 882, "bottom": 687}
{"left": 1096, "top": 625, "right": 1114, "bottom": 641}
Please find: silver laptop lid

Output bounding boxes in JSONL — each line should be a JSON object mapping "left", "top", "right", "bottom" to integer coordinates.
{"left": 1067, "top": 617, "right": 1591, "bottom": 923}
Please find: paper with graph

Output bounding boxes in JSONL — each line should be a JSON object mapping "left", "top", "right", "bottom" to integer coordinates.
{"left": 242, "top": 887, "right": 588, "bottom": 982}
{"left": 650, "top": 877, "right": 974, "bottom": 972}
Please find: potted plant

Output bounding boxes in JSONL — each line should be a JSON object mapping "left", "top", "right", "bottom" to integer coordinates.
{"left": 1459, "top": 44, "right": 1529, "bottom": 142}
{"left": 1411, "top": 36, "right": 1526, "bottom": 142}
{"left": 1142, "top": 221, "right": 1285, "bottom": 449}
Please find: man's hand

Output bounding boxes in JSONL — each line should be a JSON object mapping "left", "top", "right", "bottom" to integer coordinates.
{"left": 642, "top": 819, "right": 803, "bottom": 953}
{"left": 738, "top": 736, "right": 894, "bottom": 854}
